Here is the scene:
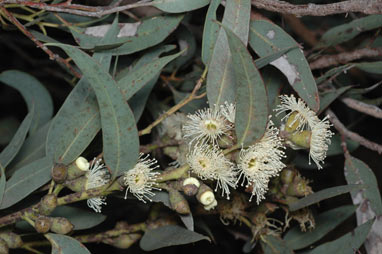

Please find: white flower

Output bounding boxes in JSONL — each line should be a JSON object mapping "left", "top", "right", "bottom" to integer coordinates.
{"left": 160, "top": 112, "right": 188, "bottom": 141}
{"left": 85, "top": 158, "right": 110, "bottom": 213}
{"left": 220, "top": 102, "right": 236, "bottom": 123}
{"left": 182, "top": 107, "right": 232, "bottom": 145}
{"left": 187, "top": 144, "right": 237, "bottom": 199}
{"left": 237, "top": 121, "right": 286, "bottom": 204}
{"left": 275, "top": 94, "right": 334, "bottom": 169}
{"left": 123, "top": 154, "right": 160, "bottom": 203}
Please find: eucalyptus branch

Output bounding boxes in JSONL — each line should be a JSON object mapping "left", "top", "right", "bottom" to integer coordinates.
{"left": 0, "top": 7, "right": 81, "bottom": 78}
{"left": 341, "top": 97, "right": 382, "bottom": 119}
{"left": 139, "top": 67, "right": 208, "bottom": 136}
{"left": 251, "top": 0, "right": 382, "bottom": 16}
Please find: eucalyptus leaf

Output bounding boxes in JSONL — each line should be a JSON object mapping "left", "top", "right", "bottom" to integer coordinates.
{"left": 315, "top": 64, "right": 352, "bottom": 85}
{"left": 206, "top": 0, "right": 251, "bottom": 106}
{"left": 249, "top": 20, "right": 319, "bottom": 111}
{"left": 0, "top": 70, "right": 53, "bottom": 134}
{"left": 140, "top": 225, "right": 209, "bottom": 251}
{"left": 327, "top": 134, "right": 358, "bottom": 156}
{"left": 289, "top": 184, "right": 365, "bottom": 212}
{"left": 0, "top": 106, "right": 34, "bottom": 169}
{"left": 201, "top": 0, "right": 221, "bottom": 65}
{"left": 51, "top": 206, "right": 106, "bottom": 230}
{"left": 306, "top": 219, "right": 374, "bottom": 254}
{"left": 356, "top": 61, "right": 382, "bottom": 74}
{"left": 49, "top": 44, "right": 139, "bottom": 177}
{"left": 316, "top": 15, "right": 382, "bottom": 49}
{"left": 46, "top": 233, "right": 91, "bottom": 254}
{"left": 0, "top": 156, "right": 52, "bottom": 209}
{"left": 318, "top": 86, "right": 352, "bottom": 114}
{"left": 152, "top": 0, "right": 209, "bottom": 13}
{"left": 0, "top": 167, "right": 5, "bottom": 205}
{"left": 254, "top": 46, "right": 297, "bottom": 69}
{"left": 261, "top": 235, "right": 294, "bottom": 254}
{"left": 284, "top": 205, "right": 357, "bottom": 250}
{"left": 222, "top": 25, "right": 268, "bottom": 146}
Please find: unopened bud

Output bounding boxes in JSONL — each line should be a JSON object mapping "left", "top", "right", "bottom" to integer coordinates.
{"left": 217, "top": 134, "right": 235, "bottom": 148}
{"left": 287, "top": 178, "right": 312, "bottom": 197}
{"left": 35, "top": 216, "right": 52, "bottom": 233}
{"left": 52, "top": 163, "right": 67, "bottom": 183}
{"left": 103, "top": 234, "right": 141, "bottom": 249}
{"left": 287, "top": 130, "right": 311, "bottom": 149}
{"left": 39, "top": 194, "right": 57, "bottom": 215}
{"left": 0, "top": 238, "right": 8, "bottom": 254}
{"left": 169, "top": 189, "right": 190, "bottom": 214}
{"left": 182, "top": 177, "right": 200, "bottom": 196}
{"left": 280, "top": 168, "right": 297, "bottom": 185}
{"left": 204, "top": 199, "right": 217, "bottom": 211}
{"left": 67, "top": 157, "right": 89, "bottom": 180}
{"left": 284, "top": 111, "right": 301, "bottom": 133}
{"left": 197, "top": 184, "right": 215, "bottom": 206}
{"left": 64, "top": 175, "right": 87, "bottom": 192}
{"left": 50, "top": 217, "right": 74, "bottom": 235}
{"left": 0, "top": 232, "right": 22, "bottom": 249}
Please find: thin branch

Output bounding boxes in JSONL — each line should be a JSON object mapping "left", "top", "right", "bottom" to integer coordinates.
{"left": 251, "top": 0, "right": 382, "bottom": 16}
{"left": 341, "top": 97, "right": 382, "bottom": 119}
{"left": 0, "top": 0, "right": 153, "bottom": 18}
{"left": 0, "top": 7, "right": 82, "bottom": 78}
{"left": 310, "top": 48, "right": 382, "bottom": 70}
{"left": 326, "top": 109, "right": 382, "bottom": 154}
{"left": 282, "top": 14, "right": 318, "bottom": 47}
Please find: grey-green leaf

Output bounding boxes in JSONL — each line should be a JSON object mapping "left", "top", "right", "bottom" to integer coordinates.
{"left": 0, "top": 156, "right": 53, "bottom": 209}
{"left": 327, "top": 134, "right": 358, "bottom": 156}
{"left": 356, "top": 61, "right": 382, "bottom": 74}
{"left": 0, "top": 70, "right": 53, "bottom": 134}
{"left": 0, "top": 106, "right": 34, "bottom": 169}
{"left": 206, "top": 0, "right": 251, "bottom": 106}
{"left": 50, "top": 44, "right": 139, "bottom": 176}
{"left": 51, "top": 206, "right": 106, "bottom": 230}
{"left": 318, "top": 86, "right": 351, "bottom": 114}
{"left": 284, "top": 205, "right": 357, "bottom": 250}
{"left": 289, "top": 184, "right": 365, "bottom": 212}
{"left": 306, "top": 219, "right": 374, "bottom": 254}
{"left": 223, "top": 25, "right": 268, "bottom": 146}
{"left": 152, "top": 0, "right": 209, "bottom": 13}
{"left": 202, "top": 0, "right": 222, "bottom": 65}
{"left": 140, "top": 225, "right": 209, "bottom": 251}
{"left": 0, "top": 167, "right": 5, "bottom": 205}
{"left": 262, "top": 236, "right": 294, "bottom": 254}
{"left": 102, "top": 15, "right": 183, "bottom": 56}
{"left": 316, "top": 15, "right": 382, "bottom": 49}
{"left": 249, "top": 20, "right": 319, "bottom": 112}
{"left": 46, "top": 233, "right": 91, "bottom": 254}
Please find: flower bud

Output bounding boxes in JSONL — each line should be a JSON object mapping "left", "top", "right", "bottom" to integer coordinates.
{"left": 204, "top": 199, "right": 217, "bottom": 211}
{"left": 286, "top": 178, "right": 312, "bottom": 197}
{"left": 103, "top": 234, "right": 141, "bottom": 249}
{"left": 287, "top": 130, "right": 311, "bottom": 149}
{"left": 35, "top": 216, "right": 52, "bottom": 233}
{"left": 182, "top": 177, "right": 200, "bottom": 196}
{"left": 217, "top": 134, "right": 235, "bottom": 149}
{"left": 0, "top": 238, "right": 8, "bottom": 254}
{"left": 52, "top": 163, "right": 67, "bottom": 183}
{"left": 39, "top": 194, "right": 57, "bottom": 215}
{"left": 196, "top": 184, "right": 215, "bottom": 206}
{"left": 64, "top": 175, "right": 87, "bottom": 192}
{"left": 280, "top": 168, "right": 297, "bottom": 185}
{"left": 0, "top": 232, "right": 22, "bottom": 249}
{"left": 169, "top": 189, "right": 190, "bottom": 214}
{"left": 67, "top": 157, "right": 89, "bottom": 180}
{"left": 163, "top": 146, "right": 179, "bottom": 160}
{"left": 50, "top": 217, "right": 74, "bottom": 235}
{"left": 284, "top": 111, "right": 301, "bottom": 133}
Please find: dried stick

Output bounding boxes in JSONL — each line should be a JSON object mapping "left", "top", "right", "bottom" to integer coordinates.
{"left": 0, "top": 7, "right": 81, "bottom": 78}
{"left": 251, "top": 0, "right": 382, "bottom": 16}
{"left": 326, "top": 109, "right": 382, "bottom": 154}
{"left": 341, "top": 97, "right": 382, "bottom": 119}
{"left": 0, "top": 0, "right": 152, "bottom": 18}
{"left": 310, "top": 48, "right": 382, "bottom": 70}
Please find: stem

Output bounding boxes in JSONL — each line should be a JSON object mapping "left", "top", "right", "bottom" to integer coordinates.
{"left": 139, "top": 67, "right": 208, "bottom": 136}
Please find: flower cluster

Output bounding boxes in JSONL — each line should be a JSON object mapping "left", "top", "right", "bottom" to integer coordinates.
{"left": 275, "top": 94, "right": 334, "bottom": 169}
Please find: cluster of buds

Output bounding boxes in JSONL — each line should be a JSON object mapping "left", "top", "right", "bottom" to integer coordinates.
{"left": 34, "top": 216, "right": 74, "bottom": 235}
{"left": 0, "top": 231, "right": 23, "bottom": 254}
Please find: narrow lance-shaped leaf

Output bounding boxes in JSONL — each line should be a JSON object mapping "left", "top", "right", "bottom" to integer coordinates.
{"left": 0, "top": 167, "right": 5, "bottom": 205}
{"left": 206, "top": 0, "right": 251, "bottom": 106}
{"left": 249, "top": 20, "right": 319, "bottom": 112}
{"left": 202, "top": 0, "right": 222, "bottom": 65}
{"left": 48, "top": 44, "right": 139, "bottom": 177}
{"left": 0, "top": 70, "right": 53, "bottom": 134}
{"left": 222, "top": 24, "right": 268, "bottom": 146}
{"left": 261, "top": 236, "right": 294, "bottom": 254}
{"left": 46, "top": 233, "right": 91, "bottom": 254}
{"left": 0, "top": 105, "right": 35, "bottom": 169}
{"left": 284, "top": 205, "right": 357, "bottom": 250}
{"left": 289, "top": 184, "right": 365, "bottom": 211}
{"left": 151, "top": 0, "right": 210, "bottom": 13}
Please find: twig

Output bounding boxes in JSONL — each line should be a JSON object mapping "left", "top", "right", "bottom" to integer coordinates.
{"left": 251, "top": 0, "right": 382, "bottom": 16}
{"left": 341, "top": 97, "right": 382, "bottom": 119}
{"left": 326, "top": 109, "right": 382, "bottom": 154}
{"left": 310, "top": 48, "right": 382, "bottom": 70}
{"left": 0, "top": 0, "right": 153, "bottom": 18}
{"left": 282, "top": 14, "right": 318, "bottom": 47}
{"left": 0, "top": 7, "right": 81, "bottom": 78}
{"left": 139, "top": 67, "right": 208, "bottom": 136}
